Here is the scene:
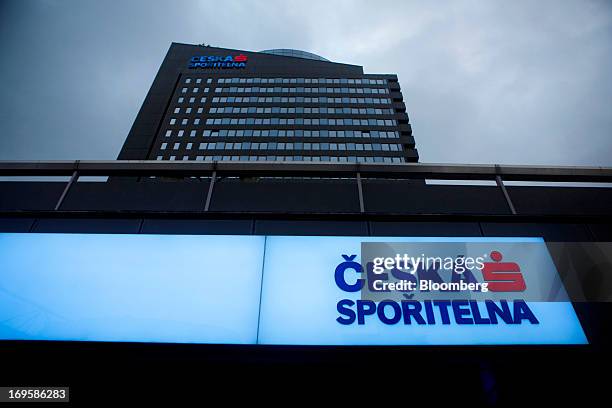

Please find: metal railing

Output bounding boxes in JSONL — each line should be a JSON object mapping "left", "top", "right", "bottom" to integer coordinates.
{"left": 1, "top": 160, "right": 611, "bottom": 214}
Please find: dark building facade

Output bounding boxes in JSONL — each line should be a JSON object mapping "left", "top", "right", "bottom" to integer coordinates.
{"left": 118, "top": 43, "right": 417, "bottom": 164}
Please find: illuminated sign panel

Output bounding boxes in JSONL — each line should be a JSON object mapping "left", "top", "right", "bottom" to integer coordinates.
{"left": 0, "top": 234, "right": 264, "bottom": 344}
{"left": 188, "top": 55, "right": 248, "bottom": 69}
{"left": 258, "top": 236, "right": 587, "bottom": 345}
{"left": 0, "top": 234, "right": 587, "bottom": 345}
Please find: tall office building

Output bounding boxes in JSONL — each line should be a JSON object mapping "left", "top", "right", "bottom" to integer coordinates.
{"left": 118, "top": 43, "right": 418, "bottom": 164}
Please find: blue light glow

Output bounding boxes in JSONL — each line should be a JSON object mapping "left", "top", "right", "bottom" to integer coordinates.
{"left": 0, "top": 234, "right": 587, "bottom": 345}
{"left": 257, "top": 236, "right": 588, "bottom": 345}
{"left": 0, "top": 233, "right": 265, "bottom": 344}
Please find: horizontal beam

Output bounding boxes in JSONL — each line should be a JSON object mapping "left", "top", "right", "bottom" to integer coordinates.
{"left": 0, "top": 160, "right": 611, "bottom": 182}
{"left": 2, "top": 209, "right": 611, "bottom": 223}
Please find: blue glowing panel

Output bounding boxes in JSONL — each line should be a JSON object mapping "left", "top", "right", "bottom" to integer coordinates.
{"left": 0, "top": 234, "right": 588, "bottom": 346}
{"left": 257, "top": 236, "right": 588, "bottom": 345}
{"left": 0, "top": 233, "right": 265, "bottom": 344}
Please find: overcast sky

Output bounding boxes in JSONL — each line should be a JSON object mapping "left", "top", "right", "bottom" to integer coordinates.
{"left": 1, "top": 0, "right": 611, "bottom": 166}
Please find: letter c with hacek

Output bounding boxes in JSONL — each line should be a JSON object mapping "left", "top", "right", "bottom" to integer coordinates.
{"left": 335, "top": 254, "right": 364, "bottom": 292}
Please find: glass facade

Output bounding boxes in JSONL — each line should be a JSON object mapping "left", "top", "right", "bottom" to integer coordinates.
{"left": 140, "top": 49, "right": 415, "bottom": 163}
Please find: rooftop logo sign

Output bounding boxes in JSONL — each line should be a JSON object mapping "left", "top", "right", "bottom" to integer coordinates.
{"left": 188, "top": 55, "right": 248, "bottom": 69}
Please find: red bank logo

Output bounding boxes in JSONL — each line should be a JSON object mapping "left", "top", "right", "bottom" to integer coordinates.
{"left": 483, "top": 250, "right": 527, "bottom": 292}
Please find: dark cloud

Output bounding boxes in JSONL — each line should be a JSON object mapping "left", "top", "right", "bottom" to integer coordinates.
{"left": 1, "top": 0, "right": 611, "bottom": 165}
